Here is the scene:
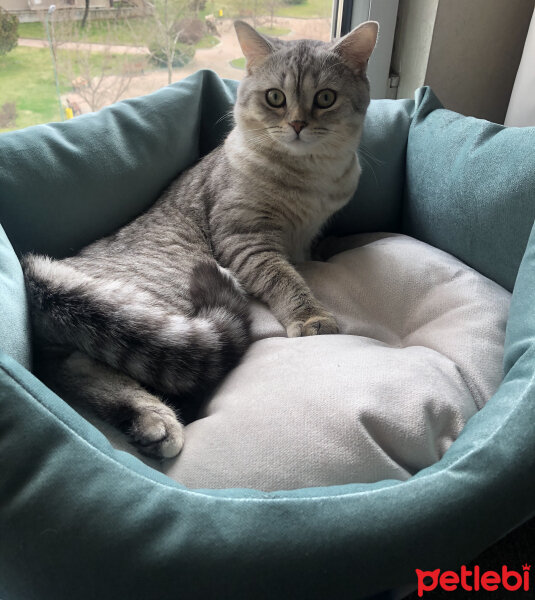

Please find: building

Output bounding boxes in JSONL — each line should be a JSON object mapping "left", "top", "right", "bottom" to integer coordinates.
{"left": 0, "top": 0, "right": 144, "bottom": 22}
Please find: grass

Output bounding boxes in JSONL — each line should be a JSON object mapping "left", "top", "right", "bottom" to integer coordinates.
{"left": 194, "top": 34, "right": 219, "bottom": 49}
{"left": 19, "top": 19, "right": 219, "bottom": 52}
{"left": 206, "top": 0, "right": 332, "bottom": 19}
{"left": 0, "top": 46, "right": 149, "bottom": 133}
{"left": 200, "top": 0, "right": 331, "bottom": 20}
{"left": 257, "top": 26, "right": 291, "bottom": 36}
{"left": 275, "top": 0, "right": 332, "bottom": 19}
{"left": 17, "top": 21, "right": 45, "bottom": 39}
{"left": 0, "top": 47, "right": 64, "bottom": 132}
{"left": 230, "top": 57, "right": 245, "bottom": 70}
{"left": 19, "top": 18, "right": 148, "bottom": 46}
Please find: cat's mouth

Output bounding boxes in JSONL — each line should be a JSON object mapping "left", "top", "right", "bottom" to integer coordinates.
{"left": 284, "top": 132, "right": 320, "bottom": 151}
{"left": 287, "top": 130, "right": 313, "bottom": 144}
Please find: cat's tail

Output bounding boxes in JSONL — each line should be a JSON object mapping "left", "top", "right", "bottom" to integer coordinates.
{"left": 22, "top": 255, "right": 250, "bottom": 397}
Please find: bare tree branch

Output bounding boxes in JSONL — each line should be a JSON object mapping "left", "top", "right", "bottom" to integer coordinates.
{"left": 54, "top": 17, "right": 147, "bottom": 113}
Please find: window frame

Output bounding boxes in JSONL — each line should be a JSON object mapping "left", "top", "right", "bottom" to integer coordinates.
{"left": 332, "top": 0, "right": 399, "bottom": 100}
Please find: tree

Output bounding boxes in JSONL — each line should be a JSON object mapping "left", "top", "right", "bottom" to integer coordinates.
{"left": 54, "top": 18, "right": 148, "bottom": 113}
{"left": 263, "top": 0, "right": 281, "bottom": 29}
{"left": 81, "top": 0, "right": 90, "bottom": 29}
{"left": 138, "top": 0, "right": 195, "bottom": 84}
{"left": 0, "top": 7, "right": 18, "bottom": 57}
{"left": 227, "top": 0, "right": 264, "bottom": 27}
{"left": 59, "top": 47, "right": 145, "bottom": 113}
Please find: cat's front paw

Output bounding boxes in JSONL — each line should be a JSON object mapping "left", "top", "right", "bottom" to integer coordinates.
{"left": 287, "top": 315, "right": 339, "bottom": 337}
{"left": 130, "top": 405, "right": 184, "bottom": 459}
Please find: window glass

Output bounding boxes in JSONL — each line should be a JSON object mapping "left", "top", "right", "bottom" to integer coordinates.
{"left": 0, "top": 0, "right": 332, "bottom": 132}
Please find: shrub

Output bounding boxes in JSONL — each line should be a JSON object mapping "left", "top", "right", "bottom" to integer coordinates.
{"left": 174, "top": 17, "right": 205, "bottom": 45}
{"left": 188, "top": 0, "right": 207, "bottom": 13}
{"left": 148, "top": 41, "right": 195, "bottom": 68}
{"left": 0, "top": 7, "right": 18, "bottom": 56}
{"left": 0, "top": 102, "right": 17, "bottom": 128}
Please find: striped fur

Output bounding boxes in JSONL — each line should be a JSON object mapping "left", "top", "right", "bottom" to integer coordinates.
{"left": 24, "top": 258, "right": 249, "bottom": 397}
{"left": 23, "top": 21, "right": 377, "bottom": 458}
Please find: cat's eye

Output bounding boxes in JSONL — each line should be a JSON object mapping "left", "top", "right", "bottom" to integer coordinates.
{"left": 266, "top": 89, "right": 286, "bottom": 108}
{"left": 314, "top": 89, "right": 337, "bottom": 109}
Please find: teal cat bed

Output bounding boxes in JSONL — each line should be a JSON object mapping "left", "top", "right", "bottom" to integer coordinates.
{"left": 1, "top": 70, "right": 535, "bottom": 599}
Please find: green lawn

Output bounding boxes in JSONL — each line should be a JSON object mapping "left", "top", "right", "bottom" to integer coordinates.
{"left": 230, "top": 56, "right": 245, "bottom": 70}
{"left": 17, "top": 21, "right": 45, "bottom": 39}
{"left": 202, "top": 0, "right": 331, "bottom": 20}
{"left": 257, "top": 26, "right": 291, "bottom": 36}
{"left": 19, "top": 19, "right": 219, "bottom": 51}
{"left": 0, "top": 47, "right": 64, "bottom": 132}
{"left": 212, "top": 0, "right": 332, "bottom": 20}
{"left": 194, "top": 34, "right": 220, "bottom": 49}
{"left": 0, "top": 46, "right": 149, "bottom": 133}
{"left": 275, "top": 0, "right": 332, "bottom": 19}
{"left": 19, "top": 18, "right": 149, "bottom": 46}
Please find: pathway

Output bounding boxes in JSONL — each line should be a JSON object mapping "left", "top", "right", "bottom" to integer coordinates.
{"left": 18, "top": 37, "right": 150, "bottom": 55}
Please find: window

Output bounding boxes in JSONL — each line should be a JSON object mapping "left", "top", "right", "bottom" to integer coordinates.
{"left": 0, "top": 0, "right": 334, "bottom": 132}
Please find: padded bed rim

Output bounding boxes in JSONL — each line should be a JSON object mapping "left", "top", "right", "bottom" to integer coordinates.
{"left": 1, "top": 223, "right": 534, "bottom": 597}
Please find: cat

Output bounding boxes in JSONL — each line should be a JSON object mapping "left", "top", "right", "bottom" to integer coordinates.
{"left": 22, "top": 20, "right": 378, "bottom": 459}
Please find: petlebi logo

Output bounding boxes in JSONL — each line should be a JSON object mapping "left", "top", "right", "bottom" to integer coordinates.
{"left": 415, "top": 564, "right": 531, "bottom": 596}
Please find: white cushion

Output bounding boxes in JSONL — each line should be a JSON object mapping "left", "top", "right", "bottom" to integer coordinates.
{"left": 94, "top": 233, "right": 511, "bottom": 490}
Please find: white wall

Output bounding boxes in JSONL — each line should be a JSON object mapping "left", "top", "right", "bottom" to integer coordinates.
{"left": 505, "top": 6, "right": 535, "bottom": 126}
{"left": 392, "top": 0, "right": 535, "bottom": 123}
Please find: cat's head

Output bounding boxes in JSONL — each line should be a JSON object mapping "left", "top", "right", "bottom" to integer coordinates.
{"left": 233, "top": 20, "right": 378, "bottom": 157}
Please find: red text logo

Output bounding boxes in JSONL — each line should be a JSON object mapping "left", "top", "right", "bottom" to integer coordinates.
{"left": 416, "top": 564, "right": 530, "bottom": 596}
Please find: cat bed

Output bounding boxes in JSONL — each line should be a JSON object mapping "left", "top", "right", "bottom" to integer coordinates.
{"left": 1, "top": 70, "right": 535, "bottom": 599}
{"left": 94, "top": 232, "right": 510, "bottom": 490}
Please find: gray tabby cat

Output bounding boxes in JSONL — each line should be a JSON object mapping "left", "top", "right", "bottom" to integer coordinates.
{"left": 23, "top": 20, "right": 378, "bottom": 459}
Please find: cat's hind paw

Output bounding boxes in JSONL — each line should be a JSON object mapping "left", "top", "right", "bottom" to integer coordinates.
{"left": 130, "top": 405, "right": 185, "bottom": 459}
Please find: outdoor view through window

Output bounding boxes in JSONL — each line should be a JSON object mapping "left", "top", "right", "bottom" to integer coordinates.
{"left": 0, "top": 0, "right": 332, "bottom": 132}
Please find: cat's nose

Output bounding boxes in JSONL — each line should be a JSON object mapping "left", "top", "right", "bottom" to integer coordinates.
{"left": 289, "top": 120, "right": 308, "bottom": 134}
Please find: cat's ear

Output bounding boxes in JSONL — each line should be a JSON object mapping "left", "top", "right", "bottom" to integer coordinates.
{"left": 333, "top": 21, "right": 379, "bottom": 73}
{"left": 234, "top": 20, "right": 274, "bottom": 73}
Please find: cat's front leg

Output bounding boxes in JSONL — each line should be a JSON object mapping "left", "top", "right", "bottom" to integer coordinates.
{"left": 249, "top": 257, "right": 339, "bottom": 337}
{"left": 286, "top": 314, "right": 339, "bottom": 337}
{"left": 218, "top": 239, "right": 338, "bottom": 337}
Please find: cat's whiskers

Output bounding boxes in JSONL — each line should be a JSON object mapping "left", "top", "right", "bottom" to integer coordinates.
{"left": 310, "top": 128, "right": 378, "bottom": 183}
{"left": 245, "top": 125, "right": 282, "bottom": 132}
{"left": 243, "top": 125, "right": 285, "bottom": 150}
{"left": 357, "top": 153, "right": 379, "bottom": 187}
{"left": 214, "top": 109, "right": 235, "bottom": 127}
{"left": 310, "top": 127, "right": 349, "bottom": 146}
{"left": 355, "top": 143, "right": 382, "bottom": 187}
{"left": 313, "top": 131, "right": 380, "bottom": 185}
{"left": 359, "top": 143, "right": 385, "bottom": 166}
